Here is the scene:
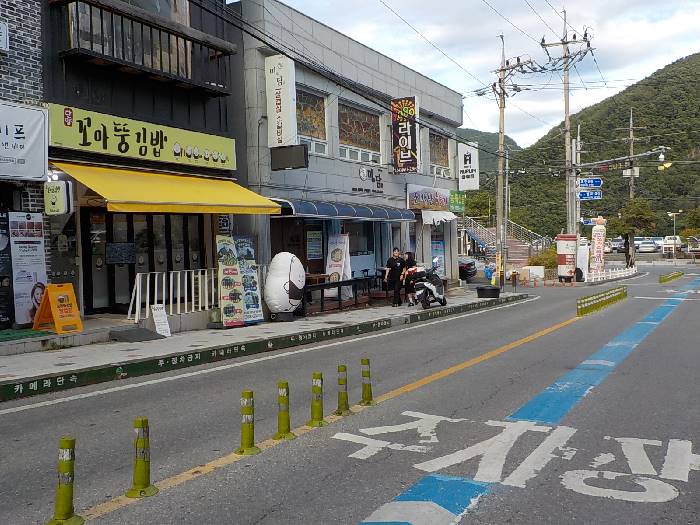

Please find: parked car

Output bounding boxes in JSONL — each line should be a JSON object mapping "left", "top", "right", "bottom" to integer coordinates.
{"left": 687, "top": 236, "right": 700, "bottom": 254}
{"left": 579, "top": 237, "right": 590, "bottom": 247}
{"left": 638, "top": 240, "right": 658, "bottom": 253}
{"left": 611, "top": 237, "right": 624, "bottom": 252}
{"left": 604, "top": 240, "right": 613, "bottom": 253}
{"left": 652, "top": 237, "right": 664, "bottom": 250}
{"left": 458, "top": 256, "right": 477, "bottom": 282}
{"left": 663, "top": 235, "right": 683, "bottom": 254}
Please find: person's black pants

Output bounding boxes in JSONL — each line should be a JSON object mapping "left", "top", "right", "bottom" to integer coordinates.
{"left": 392, "top": 280, "right": 402, "bottom": 305}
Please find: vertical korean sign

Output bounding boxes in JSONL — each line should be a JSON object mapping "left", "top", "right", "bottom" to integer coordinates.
{"left": 0, "top": 212, "right": 13, "bottom": 328}
{"left": 0, "top": 101, "right": 48, "bottom": 181}
{"left": 265, "top": 55, "right": 298, "bottom": 147}
{"left": 216, "top": 235, "right": 245, "bottom": 328}
{"left": 458, "top": 141, "right": 479, "bottom": 191}
{"left": 391, "top": 97, "right": 419, "bottom": 173}
{"left": 9, "top": 212, "right": 48, "bottom": 326}
{"left": 591, "top": 218, "right": 607, "bottom": 272}
{"left": 233, "top": 236, "right": 264, "bottom": 325}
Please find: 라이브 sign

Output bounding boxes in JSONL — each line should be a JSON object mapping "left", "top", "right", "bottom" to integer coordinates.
{"left": 391, "top": 96, "right": 419, "bottom": 174}
{"left": 47, "top": 103, "right": 236, "bottom": 171}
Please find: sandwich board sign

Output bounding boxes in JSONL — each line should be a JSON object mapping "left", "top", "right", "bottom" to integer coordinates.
{"left": 32, "top": 283, "right": 83, "bottom": 334}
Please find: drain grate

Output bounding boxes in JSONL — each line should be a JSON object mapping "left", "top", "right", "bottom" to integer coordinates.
{"left": 54, "top": 362, "right": 76, "bottom": 367}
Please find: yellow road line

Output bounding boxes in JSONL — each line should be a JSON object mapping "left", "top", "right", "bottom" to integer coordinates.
{"left": 81, "top": 315, "right": 577, "bottom": 521}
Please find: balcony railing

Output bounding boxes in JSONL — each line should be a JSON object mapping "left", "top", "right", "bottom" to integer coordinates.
{"left": 51, "top": 0, "right": 235, "bottom": 96}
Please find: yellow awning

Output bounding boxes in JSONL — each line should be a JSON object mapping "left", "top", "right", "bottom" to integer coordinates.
{"left": 52, "top": 162, "right": 280, "bottom": 215}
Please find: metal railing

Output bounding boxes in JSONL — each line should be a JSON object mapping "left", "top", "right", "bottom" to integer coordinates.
{"left": 127, "top": 268, "right": 218, "bottom": 323}
{"left": 506, "top": 220, "right": 552, "bottom": 253}
{"left": 577, "top": 286, "right": 628, "bottom": 316}
{"left": 458, "top": 217, "right": 497, "bottom": 255}
{"left": 587, "top": 266, "right": 638, "bottom": 283}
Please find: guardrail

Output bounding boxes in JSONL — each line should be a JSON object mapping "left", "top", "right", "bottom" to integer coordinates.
{"left": 577, "top": 286, "right": 628, "bottom": 316}
{"left": 127, "top": 268, "right": 218, "bottom": 323}
{"left": 587, "top": 266, "right": 638, "bottom": 283}
{"left": 659, "top": 271, "right": 684, "bottom": 284}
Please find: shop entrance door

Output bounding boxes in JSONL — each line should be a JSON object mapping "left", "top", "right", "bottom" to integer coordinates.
{"left": 80, "top": 209, "right": 204, "bottom": 314}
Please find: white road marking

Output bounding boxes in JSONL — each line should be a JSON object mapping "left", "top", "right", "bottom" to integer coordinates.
{"left": 615, "top": 437, "right": 662, "bottom": 475}
{"left": 413, "top": 420, "right": 550, "bottom": 482}
{"left": 660, "top": 439, "right": 700, "bottom": 482}
{"left": 360, "top": 411, "right": 467, "bottom": 444}
{"left": 502, "top": 426, "right": 577, "bottom": 488}
{"left": 0, "top": 296, "right": 541, "bottom": 417}
{"left": 590, "top": 452, "right": 616, "bottom": 468}
{"left": 561, "top": 470, "right": 679, "bottom": 503}
{"left": 581, "top": 360, "right": 615, "bottom": 367}
{"left": 633, "top": 296, "right": 700, "bottom": 301}
{"left": 363, "top": 501, "right": 457, "bottom": 525}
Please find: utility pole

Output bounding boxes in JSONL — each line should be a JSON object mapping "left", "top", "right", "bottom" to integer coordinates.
{"left": 615, "top": 108, "right": 646, "bottom": 199}
{"left": 493, "top": 36, "right": 533, "bottom": 288}
{"left": 574, "top": 124, "right": 581, "bottom": 230}
{"left": 541, "top": 10, "right": 593, "bottom": 235}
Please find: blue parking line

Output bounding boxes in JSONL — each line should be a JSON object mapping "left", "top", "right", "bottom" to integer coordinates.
{"left": 509, "top": 277, "right": 700, "bottom": 425}
{"left": 360, "top": 474, "right": 490, "bottom": 524}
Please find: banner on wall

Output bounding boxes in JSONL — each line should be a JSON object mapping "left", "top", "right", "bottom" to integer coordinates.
{"left": 216, "top": 235, "right": 245, "bottom": 328}
{"left": 0, "top": 212, "right": 13, "bottom": 328}
{"left": 431, "top": 239, "right": 446, "bottom": 278}
{"left": 265, "top": 54, "right": 298, "bottom": 148}
{"left": 233, "top": 236, "right": 264, "bottom": 324}
{"left": 0, "top": 101, "right": 48, "bottom": 181}
{"left": 458, "top": 142, "right": 480, "bottom": 191}
{"left": 9, "top": 212, "right": 48, "bottom": 326}
{"left": 325, "top": 234, "right": 352, "bottom": 299}
{"left": 407, "top": 184, "right": 450, "bottom": 211}
{"left": 391, "top": 96, "right": 419, "bottom": 174}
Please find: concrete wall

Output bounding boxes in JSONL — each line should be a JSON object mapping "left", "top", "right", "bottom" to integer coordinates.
{"left": 236, "top": 0, "right": 464, "bottom": 280}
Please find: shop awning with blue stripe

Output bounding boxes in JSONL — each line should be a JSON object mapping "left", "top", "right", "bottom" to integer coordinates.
{"left": 271, "top": 199, "right": 415, "bottom": 222}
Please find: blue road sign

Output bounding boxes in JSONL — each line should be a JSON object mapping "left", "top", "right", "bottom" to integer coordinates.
{"left": 580, "top": 218, "right": 595, "bottom": 226}
{"left": 577, "top": 178, "right": 603, "bottom": 188}
{"left": 578, "top": 190, "right": 602, "bottom": 201}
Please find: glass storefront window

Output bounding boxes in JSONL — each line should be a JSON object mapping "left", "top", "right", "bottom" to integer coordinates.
{"left": 188, "top": 215, "right": 202, "bottom": 269}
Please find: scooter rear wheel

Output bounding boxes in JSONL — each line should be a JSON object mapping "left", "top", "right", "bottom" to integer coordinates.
{"left": 422, "top": 297, "right": 431, "bottom": 309}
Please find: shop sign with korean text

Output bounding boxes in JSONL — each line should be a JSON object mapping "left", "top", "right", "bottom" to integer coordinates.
{"left": 448, "top": 190, "right": 466, "bottom": 213}
{"left": 0, "top": 101, "right": 48, "bottom": 181}
{"left": 265, "top": 55, "right": 298, "bottom": 148}
{"left": 391, "top": 96, "right": 419, "bottom": 173}
{"left": 457, "top": 141, "right": 479, "bottom": 191}
{"left": 44, "top": 180, "right": 74, "bottom": 215}
{"left": 47, "top": 103, "right": 236, "bottom": 171}
{"left": 407, "top": 184, "right": 450, "bottom": 211}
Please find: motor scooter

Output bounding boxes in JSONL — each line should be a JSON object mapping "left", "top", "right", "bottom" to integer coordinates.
{"left": 413, "top": 257, "right": 447, "bottom": 309}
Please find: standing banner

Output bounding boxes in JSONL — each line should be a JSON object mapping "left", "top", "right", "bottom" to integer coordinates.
{"left": 0, "top": 101, "right": 48, "bottom": 181}
{"left": 431, "top": 239, "right": 446, "bottom": 278}
{"left": 265, "top": 55, "right": 298, "bottom": 148}
{"left": 216, "top": 235, "right": 245, "bottom": 328}
{"left": 9, "top": 212, "right": 48, "bottom": 326}
{"left": 32, "top": 283, "right": 83, "bottom": 334}
{"left": 591, "top": 217, "right": 607, "bottom": 272}
{"left": 0, "top": 212, "right": 13, "bottom": 328}
{"left": 325, "top": 234, "right": 352, "bottom": 299}
{"left": 556, "top": 234, "right": 578, "bottom": 280}
{"left": 391, "top": 97, "right": 419, "bottom": 173}
{"left": 233, "top": 236, "right": 264, "bottom": 325}
{"left": 458, "top": 142, "right": 480, "bottom": 191}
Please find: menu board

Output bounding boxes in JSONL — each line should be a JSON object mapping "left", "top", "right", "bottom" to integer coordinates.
{"left": 216, "top": 235, "right": 245, "bottom": 328}
{"left": 234, "top": 236, "right": 264, "bottom": 324}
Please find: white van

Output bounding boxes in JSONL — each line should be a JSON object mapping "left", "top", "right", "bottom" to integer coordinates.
{"left": 663, "top": 235, "right": 682, "bottom": 254}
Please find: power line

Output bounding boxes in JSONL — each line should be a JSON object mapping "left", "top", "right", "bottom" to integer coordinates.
{"left": 480, "top": 0, "right": 541, "bottom": 45}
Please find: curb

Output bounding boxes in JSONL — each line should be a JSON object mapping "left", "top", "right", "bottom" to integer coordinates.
{"left": 583, "top": 271, "right": 643, "bottom": 287}
{"left": 0, "top": 294, "right": 529, "bottom": 403}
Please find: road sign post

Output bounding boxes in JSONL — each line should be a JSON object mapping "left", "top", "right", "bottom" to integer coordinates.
{"left": 578, "top": 190, "right": 603, "bottom": 201}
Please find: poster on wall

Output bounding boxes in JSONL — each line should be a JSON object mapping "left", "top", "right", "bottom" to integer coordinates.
{"left": 391, "top": 96, "right": 419, "bottom": 174}
{"left": 265, "top": 54, "right": 298, "bottom": 148}
{"left": 0, "top": 212, "right": 13, "bottom": 328}
{"left": 8, "top": 212, "right": 48, "bottom": 326}
{"left": 407, "top": 184, "right": 450, "bottom": 211}
{"left": 458, "top": 142, "right": 480, "bottom": 191}
{"left": 306, "top": 230, "right": 323, "bottom": 260}
{"left": 0, "top": 101, "right": 48, "bottom": 181}
{"left": 216, "top": 235, "right": 245, "bottom": 328}
{"left": 325, "top": 234, "right": 352, "bottom": 299}
{"left": 233, "top": 236, "right": 264, "bottom": 324}
{"left": 431, "top": 239, "right": 446, "bottom": 278}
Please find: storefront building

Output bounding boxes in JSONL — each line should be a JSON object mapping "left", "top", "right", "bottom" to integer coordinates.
{"left": 236, "top": 0, "right": 464, "bottom": 280}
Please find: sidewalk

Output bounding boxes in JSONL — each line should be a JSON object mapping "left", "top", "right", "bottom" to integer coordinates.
{"left": 0, "top": 289, "right": 529, "bottom": 403}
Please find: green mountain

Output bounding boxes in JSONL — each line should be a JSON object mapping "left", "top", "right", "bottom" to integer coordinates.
{"left": 509, "top": 52, "right": 700, "bottom": 237}
{"left": 457, "top": 128, "right": 520, "bottom": 175}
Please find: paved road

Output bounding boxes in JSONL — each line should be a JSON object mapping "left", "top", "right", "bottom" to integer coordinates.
{"left": 2, "top": 268, "right": 699, "bottom": 524}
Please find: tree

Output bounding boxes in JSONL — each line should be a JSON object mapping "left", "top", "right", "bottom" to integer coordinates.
{"left": 685, "top": 205, "right": 700, "bottom": 229}
{"left": 463, "top": 191, "right": 493, "bottom": 218}
{"left": 615, "top": 198, "right": 656, "bottom": 235}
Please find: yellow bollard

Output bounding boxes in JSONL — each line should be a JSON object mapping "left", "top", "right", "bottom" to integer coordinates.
{"left": 307, "top": 372, "right": 327, "bottom": 427}
{"left": 334, "top": 364, "right": 351, "bottom": 416}
{"left": 125, "top": 417, "right": 158, "bottom": 498}
{"left": 360, "top": 358, "right": 375, "bottom": 406}
{"left": 236, "top": 390, "right": 261, "bottom": 455}
{"left": 46, "top": 436, "right": 84, "bottom": 525}
{"left": 273, "top": 381, "right": 296, "bottom": 440}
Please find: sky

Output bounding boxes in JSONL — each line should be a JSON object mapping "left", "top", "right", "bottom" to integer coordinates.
{"left": 274, "top": 0, "right": 700, "bottom": 146}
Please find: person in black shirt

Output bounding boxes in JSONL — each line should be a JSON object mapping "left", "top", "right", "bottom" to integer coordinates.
{"left": 384, "top": 247, "right": 405, "bottom": 306}
{"left": 401, "top": 251, "right": 417, "bottom": 306}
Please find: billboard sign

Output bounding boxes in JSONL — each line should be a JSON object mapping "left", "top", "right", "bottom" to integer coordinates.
{"left": 391, "top": 97, "right": 419, "bottom": 174}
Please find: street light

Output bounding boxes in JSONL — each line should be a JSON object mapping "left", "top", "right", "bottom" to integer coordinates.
{"left": 667, "top": 210, "right": 683, "bottom": 263}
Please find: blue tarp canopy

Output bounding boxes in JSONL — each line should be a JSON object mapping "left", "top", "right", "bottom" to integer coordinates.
{"left": 272, "top": 198, "right": 415, "bottom": 222}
